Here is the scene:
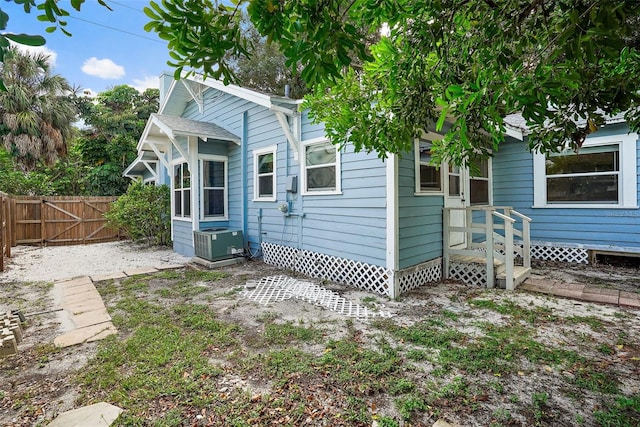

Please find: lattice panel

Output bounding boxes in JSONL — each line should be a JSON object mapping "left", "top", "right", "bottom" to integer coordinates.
{"left": 531, "top": 245, "right": 588, "bottom": 264}
{"left": 449, "top": 262, "right": 487, "bottom": 287}
{"left": 397, "top": 260, "right": 442, "bottom": 294}
{"left": 261, "top": 243, "right": 392, "bottom": 296}
{"left": 242, "top": 275, "right": 393, "bottom": 320}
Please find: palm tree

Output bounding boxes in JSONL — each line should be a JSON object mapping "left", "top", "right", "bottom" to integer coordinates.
{"left": 0, "top": 47, "right": 77, "bottom": 171}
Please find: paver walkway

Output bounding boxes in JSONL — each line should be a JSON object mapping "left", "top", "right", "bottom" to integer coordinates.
{"left": 52, "top": 263, "right": 184, "bottom": 347}
{"left": 520, "top": 277, "right": 640, "bottom": 309}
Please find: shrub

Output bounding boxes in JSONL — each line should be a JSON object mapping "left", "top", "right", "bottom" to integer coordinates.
{"left": 105, "top": 181, "right": 171, "bottom": 246}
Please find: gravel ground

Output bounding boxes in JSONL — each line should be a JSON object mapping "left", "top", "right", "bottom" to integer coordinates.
{"left": 0, "top": 241, "right": 191, "bottom": 283}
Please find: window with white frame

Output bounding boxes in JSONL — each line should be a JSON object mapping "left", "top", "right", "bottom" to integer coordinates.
{"left": 415, "top": 139, "right": 443, "bottom": 193}
{"left": 253, "top": 146, "right": 276, "bottom": 201}
{"left": 469, "top": 157, "right": 490, "bottom": 205}
{"left": 173, "top": 161, "right": 191, "bottom": 218}
{"left": 201, "top": 157, "right": 227, "bottom": 219}
{"left": 533, "top": 133, "right": 637, "bottom": 208}
{"left": 302, "top": 138, "right": 340, "bottom": 194}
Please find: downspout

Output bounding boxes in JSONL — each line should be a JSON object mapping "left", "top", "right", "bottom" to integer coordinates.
{"left": 242, "top": 110, "right": 249, "bottom": 250}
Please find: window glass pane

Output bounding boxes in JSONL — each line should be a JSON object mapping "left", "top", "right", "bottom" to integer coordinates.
{"left": 258, "top": 153, "right": 274, "bottom": 174}
{"left": 470, "top": 179, "right": 489, "bottom": 204}
{"left": 306, "top": 143, "right": 336, "bottom": 166}
{"left": 420, "top": 164, "right": 441, "bottom": 191}
{"left": 258, "top": 175, "right": 273, "bottom": 197}
{"left": 204, "top": 189, "right": 225, "bottom": 216}
{"left": 184, "top": 189, "right": 191, "bottom": 216}
{"left": 449, "top": 175, "right": 460, "bottom": 196}
{"left": 470, "top": 158, "right": 489, "bottom": 178}
{"left": 174, "top": 165, "right": 182, "bottom": 189}
{"left": 546, "top": 150, "right": 618, "bottom": 175}
{"left": 174, "top": 190, "right": 181, "bottom": 215}
{"left": 307, "top": 166, "right": 336, "bottom": 190}
{"left": 182, "top": 164, "right": 190, "bottom": 188}
{"left": 203, "top": 161, "right": 224, "bottom": 188}
{"left": 547, "top": 175, "right": 618, "bottom": 203}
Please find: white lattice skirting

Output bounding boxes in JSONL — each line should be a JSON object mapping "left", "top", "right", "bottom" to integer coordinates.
{"left": 449, "top": 262, "right": 488, "bottom": 287}
{"left": 530, "top": 244, "right": 589, "bottom": 264}
{"left": 261, "top": 243, "right": 442, "bottom": 297}
{"left": 397, "top": 258, "right": 442, "bottom": 294}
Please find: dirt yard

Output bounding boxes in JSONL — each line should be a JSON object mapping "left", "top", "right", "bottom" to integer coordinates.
{"left": 0, "top": 244, "right": 639, "bottom": 426}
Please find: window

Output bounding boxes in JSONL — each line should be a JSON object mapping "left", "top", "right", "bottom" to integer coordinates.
{"left": 302, "top": 138, "right": 340, "bottom": 194}
{"left": 469, "top": 158, "right": 490, "bottom": 205}
{"left": 253, "top": 146, "right": 276, "bottom": 201}
{"left": 533, "top": 134, "right": 637, "bottom": 208}
{"left": 201, "top": 157, "right": 227, "bottom": 219}
{"left": 173, "top": 161, "right": 191, "bottom": 218}
{"left": 415, "top": 139, "right": 442, "bottom": 193}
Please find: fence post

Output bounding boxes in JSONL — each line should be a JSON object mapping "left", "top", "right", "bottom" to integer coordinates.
{"left": 5, "top": 195, "right": 11, "bottom": 258}
{"left": 40, "top": 198, "right": 45, "bottom": 246}
{"left": 1, "top": 194, "right": 4, "bottom": 272}
{"left": 485, "top": 209, "right": 494, "bottom": 288}
{"left": 10, "top": 198, "right": 16, "bottom": 247}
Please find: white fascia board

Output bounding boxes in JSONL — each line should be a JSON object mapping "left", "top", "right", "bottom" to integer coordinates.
{"left": 158, "top": 78, "right": 179, "bottom": 114}
{"left": 185, "top": 73, "right": 299, "bottom": 113}
{"left": 505, "top": 125, "right": 524, "bottom": 141}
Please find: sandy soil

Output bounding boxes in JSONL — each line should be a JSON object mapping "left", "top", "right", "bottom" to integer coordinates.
{"left": 0, "top": 241, "right": 191, "bottom": 283}
{"left": 1, "top": 243, "right": 639, "bottom": 426}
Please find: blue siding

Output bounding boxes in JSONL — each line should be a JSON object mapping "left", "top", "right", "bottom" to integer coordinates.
{"left": 173, "top": 220, "right": 194, "bottom": 257}
{"left": 166, "top": 86, "right": 390, "bottom": 266}
{"left": 397, "top": 150, "right": 444, "bottom": 269}
{"left": 493, "top": 128, "right": 640, "bottom": 251}
{"left": 266, "top": 142, "right": 388, "bottom": 266}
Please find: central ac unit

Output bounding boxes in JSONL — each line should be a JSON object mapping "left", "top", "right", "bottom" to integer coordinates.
{"left": 193, "top": 229, "right": 243, "bottom": 261}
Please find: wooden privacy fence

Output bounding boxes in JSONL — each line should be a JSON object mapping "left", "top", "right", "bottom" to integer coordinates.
{"left": 0, "top": 194, "right": 120, "bottom": 272}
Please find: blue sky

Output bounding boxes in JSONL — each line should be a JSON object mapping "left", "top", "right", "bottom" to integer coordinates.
{"left": 5, "top": 0, "right": 172, "bottom": 95}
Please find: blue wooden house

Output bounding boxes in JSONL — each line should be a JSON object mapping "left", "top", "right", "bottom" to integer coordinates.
{"left": 125, "top": 73, "right": 640, "bottom": 297}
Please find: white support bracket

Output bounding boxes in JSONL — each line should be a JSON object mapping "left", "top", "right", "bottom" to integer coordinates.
{"left": 142, "top": 161, "right": 158, "bottom": 178}
{"left": 274, "top": 110, "right": 300, "bottom": 162}
{"left": 145, "top": 137, "right": 170, "bottom": 169}
{"left": 182, "top": 80, "right": 204, "bottom": 114}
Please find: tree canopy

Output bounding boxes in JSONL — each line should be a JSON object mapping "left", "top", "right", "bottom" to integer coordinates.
{"left": 0, "top": 47, "right": 76, "bottom": 171}
{"left": 145, "top": 0, "right": 640, "bottom": 164}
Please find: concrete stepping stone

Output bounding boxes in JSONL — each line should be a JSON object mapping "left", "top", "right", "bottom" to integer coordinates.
{"left": 47, "top": 402, "right": 122, "bottom": 427}
{"left": 54, "top": 322, "right": 117, "bottom": 347}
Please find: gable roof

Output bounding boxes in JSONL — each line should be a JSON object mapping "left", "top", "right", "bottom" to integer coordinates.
{"left": 150, "top": 113, "right": 241, "bottom": 143}
{"left": 159, "top": 73, "right": 302, "bottom": 117}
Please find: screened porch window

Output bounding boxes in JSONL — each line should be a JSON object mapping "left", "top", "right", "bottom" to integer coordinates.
{"left": 469, "top": 158, "right": 490, "bottom": 205}
{"left": 173, "top": 162, "right": 191, "bottom": 218}
{"left": 545, "top": 145, "right": 619, "bottom": 204}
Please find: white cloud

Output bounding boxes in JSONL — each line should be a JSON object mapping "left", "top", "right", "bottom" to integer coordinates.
{"left": 131, "top": 75, "right": 159, "bottom": 92}
{"left": 81, "top": 57, "right": 125, "bottom": 79}
{"left": 12, "top": 43, "right": 58, "bottom": 68}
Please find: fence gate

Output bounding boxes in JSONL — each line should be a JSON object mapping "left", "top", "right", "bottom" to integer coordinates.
{"left": 13, "top": 196, "right": 119, "bottom": 246}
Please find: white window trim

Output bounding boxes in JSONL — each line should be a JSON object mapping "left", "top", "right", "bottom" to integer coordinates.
{"left": 300, "top": 137, "right": 342, "bottom": 196}
{"left": 171, "top": 158, "right": 191, "bottom": 221}
{"left": 533, "top": 133, "right": 638, "bottom": 209}
{"left": 414, "top": 138, "right": 444, "bottom": 195}
{"left": 200, "top": 154, "right": 228, "bottom": 221}
{"left": 253, "top": 145, "right": 277, "bottom": 202}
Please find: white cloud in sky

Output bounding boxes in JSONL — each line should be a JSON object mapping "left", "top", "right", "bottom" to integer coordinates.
{"left": 81, "top": 57, "right": 125, "bottom": 79}
{"left": 12, "top": 44, "right": 58, "bottom": 68}
{"left": 132, "top": 75, "right": 159, "bottom": 92}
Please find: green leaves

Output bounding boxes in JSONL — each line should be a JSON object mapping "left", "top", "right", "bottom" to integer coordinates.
{"left": 3, "top": 33, "right": 45, "bottom": 46}
{"left": 145, "top": 0, "right": 640, "bottom": 163}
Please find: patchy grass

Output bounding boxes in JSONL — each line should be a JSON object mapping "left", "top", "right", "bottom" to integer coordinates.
{"left": 4, "top": 264, "right": 640, "bottom": 427}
